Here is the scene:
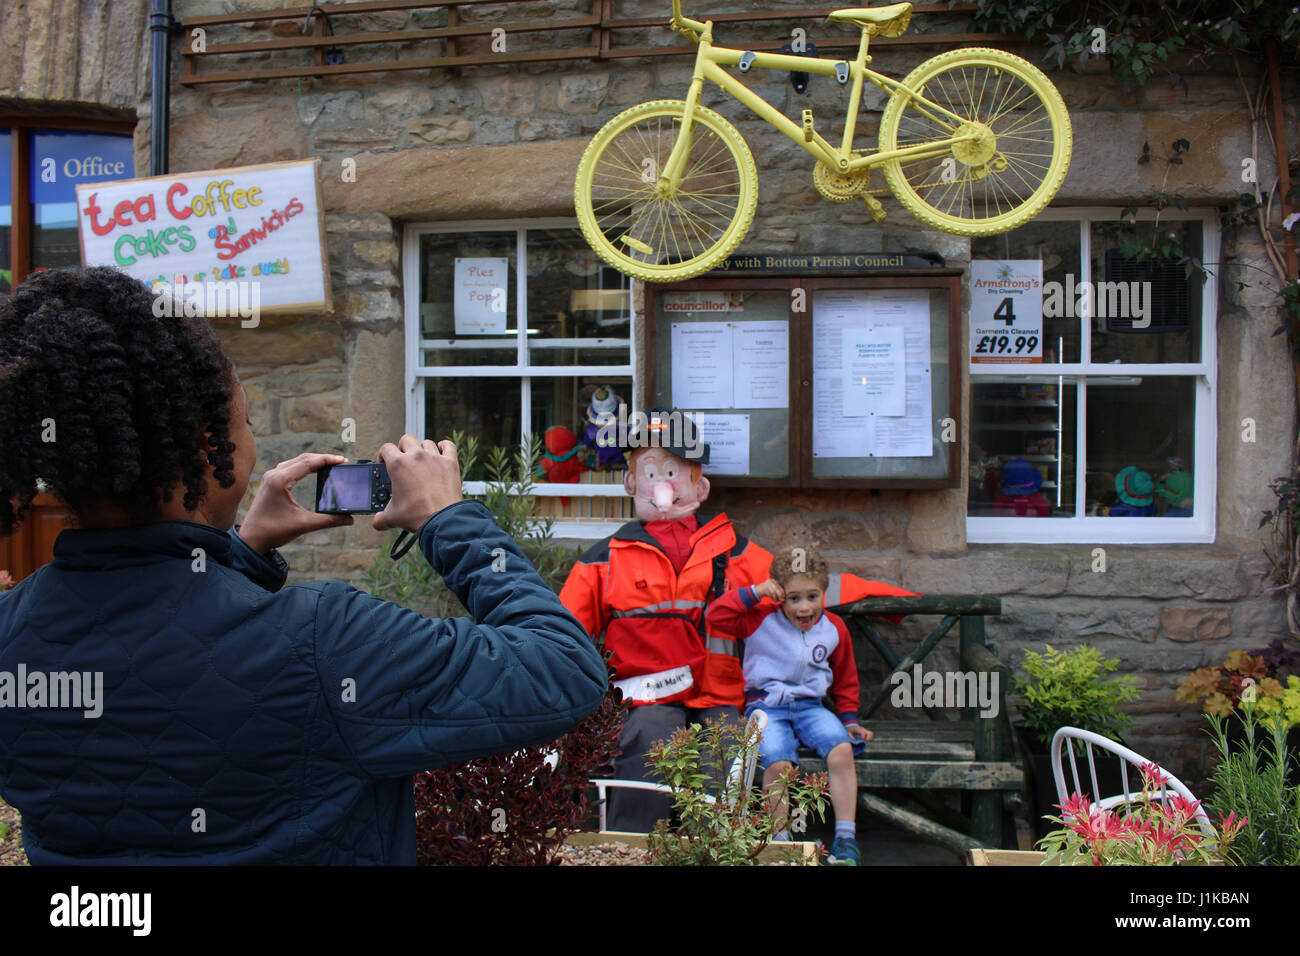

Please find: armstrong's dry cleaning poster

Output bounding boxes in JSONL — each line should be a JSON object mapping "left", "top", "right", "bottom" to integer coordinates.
{"left": 76, "top": 158, "right": 330, "bottom": 313}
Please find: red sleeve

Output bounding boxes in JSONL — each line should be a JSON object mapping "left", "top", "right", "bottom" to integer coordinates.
{"left": 826, "top": 612, "right": 862, "bottom": 722}
{"left": 559, "top": 559, "right": 607, "bottom": 639}
{"left": 705, "top": 585, "right": 777, "bottom": 641}
{"left": 834, "top": 571, "right": 920, "bottom": 625}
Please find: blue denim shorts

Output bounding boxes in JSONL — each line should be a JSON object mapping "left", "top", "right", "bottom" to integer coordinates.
{"left": 745, "top": 698, "right": 863, "bottom": 770}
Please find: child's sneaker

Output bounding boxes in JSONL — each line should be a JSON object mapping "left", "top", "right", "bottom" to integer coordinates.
{"left": 827, "top": 835, "right": 860, "bottom": 866}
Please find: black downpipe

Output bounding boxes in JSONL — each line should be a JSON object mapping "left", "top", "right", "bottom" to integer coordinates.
{"left": 149, "top": 0, "right": 173, "bottom": 176}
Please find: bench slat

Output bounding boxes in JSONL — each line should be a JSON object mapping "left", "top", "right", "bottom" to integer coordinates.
{"left": 799, "top": 758, "right": 1023, "bottom": 790}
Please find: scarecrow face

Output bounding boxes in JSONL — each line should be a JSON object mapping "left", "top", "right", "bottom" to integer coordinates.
{"left": 624, "top": 447, "right": 710, "bottom": 521}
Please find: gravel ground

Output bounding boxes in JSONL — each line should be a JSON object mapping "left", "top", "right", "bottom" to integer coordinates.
{"left": 555, "top": 842, "right": 652, "bottom": 865}
{"left": 0, "top": 797, "right": 27, "bottom": 866}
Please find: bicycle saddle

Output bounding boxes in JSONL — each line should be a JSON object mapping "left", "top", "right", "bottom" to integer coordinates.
{"left": 828, "top": 3, "right": 912, "bottom": 38}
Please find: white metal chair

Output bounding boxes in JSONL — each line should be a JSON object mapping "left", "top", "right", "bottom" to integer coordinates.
{"left": 593, "top": 709, "right": 769, "bottom": 831}
{"left": 1049, "top": 726, "right": 1214, "bottom": 836}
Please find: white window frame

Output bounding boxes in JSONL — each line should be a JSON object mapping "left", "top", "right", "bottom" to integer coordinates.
{"left": 966, "top": 206, "right": 1218, "bottom": 545}
{"left": 402, "top": 217, "right": 636, "bottom": 539}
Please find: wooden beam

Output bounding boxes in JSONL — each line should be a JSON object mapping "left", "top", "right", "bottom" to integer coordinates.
{"left": 181, "top": 1, "right": 981, "bottom": 29}
{"left": 800, "top": 758, "right": 1023, "bottom": 790}
{"left": 11, "top": 130, "right": 30, "bottom": 287}
{"left": 830, "top": 594, "right": 1003, "bottom": 617}
{"left": 179, "top": 47, "right": 601, "bottom": 85}
{"left": 859, "top": 792, "right": 987, "bottom": 853}
{"left": 182, "top": 17, "right": 602, "bottom": 57}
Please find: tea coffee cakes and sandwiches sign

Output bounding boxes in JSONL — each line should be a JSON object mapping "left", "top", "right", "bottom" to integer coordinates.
{"left": 76, "top": 158, "right": 331, "bottom": 315}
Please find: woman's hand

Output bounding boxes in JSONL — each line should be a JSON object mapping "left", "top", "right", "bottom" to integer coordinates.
{"left": 239, "top": 453, "right": 353, "bottom": 553}
{"left": 847, "top": 723, "right": 874, "bottom": 743}
{"left": 752, "top": 578, "right": 785, "bottom": 602}
{"left": 373, "top": 434, "right": 463, "bottom": 534}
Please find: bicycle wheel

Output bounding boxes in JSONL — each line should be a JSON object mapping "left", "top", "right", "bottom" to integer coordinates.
{"left": 878, "top": 48, "right": 1071, "bottom": 237}
{"left": 575, "top": 100, "right": 758, "bottom": 282}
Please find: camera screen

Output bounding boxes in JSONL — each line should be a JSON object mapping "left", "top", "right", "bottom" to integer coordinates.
{"left": 318, "top": 466, "right": 371, "bottom": 511}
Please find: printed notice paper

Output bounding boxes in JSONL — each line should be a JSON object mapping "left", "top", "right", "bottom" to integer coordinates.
{"left": 696, "top": 413, "right": 750, "bottom": 475}
{"left": 454, "top": 257, "right": 509, "bottom": 334}
{"left": 671, "top": 322, "right": 734, "bottom": 408}
{"left": 671, "top": 320, "right": 788, "bottom": 409}
{"left": 842, "top": 326, "right": 905, "bottom": 418}
{"left": 734, "top": 321, "right": 788, "bottom": 408}
{"left": 813, "top": 290, "right": 933, "bottom": 459}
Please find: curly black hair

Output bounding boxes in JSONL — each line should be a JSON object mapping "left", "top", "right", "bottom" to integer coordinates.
{"left": 0, "top": 267, "right": 237, "bottom": 534}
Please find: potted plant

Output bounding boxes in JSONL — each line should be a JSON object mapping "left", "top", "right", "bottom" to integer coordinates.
{"left": 1176, "top": 641, "right": 1300, "bottom": 786}
{"left": 1203, "top": 703, "right": 1300, "bottom": 866}
{"left": 1037, "top": 763, "right": 1247, "bottom": 866}
{"left": 1010, "top": 644, "right": 1141, "bottom": 839}
{"left": 642, "top": 716, "right": 827, "bottom": 866}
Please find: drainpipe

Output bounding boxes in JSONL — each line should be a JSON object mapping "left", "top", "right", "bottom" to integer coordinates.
{"left": 149, "top": 0, "right": 173, "bottom": 176}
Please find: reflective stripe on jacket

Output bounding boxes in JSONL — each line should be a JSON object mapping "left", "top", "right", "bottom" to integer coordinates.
{"left": 559, "top": 513, "right": 771, "bottom": 709}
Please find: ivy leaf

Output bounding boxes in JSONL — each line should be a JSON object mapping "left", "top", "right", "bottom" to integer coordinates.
{"left": 1273, "top": 325, "right": 1288, "bottom": 336}
{"left": 1138, "top": 140, "right": 1152, "bottom": 164}
{"left": 1173, "top": 138, "right": 1190, "bottom": 153}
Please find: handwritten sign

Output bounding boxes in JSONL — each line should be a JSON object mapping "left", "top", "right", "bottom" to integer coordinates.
{"left": 76, "top": 158, "right": 331, "bottom": 314}
{"left": 454, "top": 257, "right": 509, "bottom": 334}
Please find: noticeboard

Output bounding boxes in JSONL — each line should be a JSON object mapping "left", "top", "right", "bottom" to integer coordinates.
{"left": 646, "top": 274, "right": 962, "bottom": 489}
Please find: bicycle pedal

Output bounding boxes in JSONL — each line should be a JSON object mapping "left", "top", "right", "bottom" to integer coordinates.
{"left": 862, "top": 194, "right": 887, "bottom": 223}
{"left": 801, "top": 109, "right": 815, "bottom": 143}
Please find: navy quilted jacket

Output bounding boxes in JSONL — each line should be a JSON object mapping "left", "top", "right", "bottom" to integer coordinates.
{"left": 0, "top": 500, "right": 606, "bottom": 864}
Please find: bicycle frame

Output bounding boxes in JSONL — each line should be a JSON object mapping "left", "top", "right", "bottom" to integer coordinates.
{"left": 661, "top": 12, "right": 980, "bottom": 190}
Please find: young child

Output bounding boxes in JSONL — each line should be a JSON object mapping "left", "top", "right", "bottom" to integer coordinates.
{"left": 706, "top": 548, "right": 872, "bottom": 866}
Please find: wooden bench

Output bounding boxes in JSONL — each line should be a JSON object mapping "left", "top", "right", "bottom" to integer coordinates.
{"left": 799, "top": 595, "right": 1022, "bottom": 852}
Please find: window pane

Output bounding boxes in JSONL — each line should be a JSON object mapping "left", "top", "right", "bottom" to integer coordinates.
{"left": 419, "top": 230, "right": 518, "bottom": 366}
{"left": 529, "top": 374, "right": 632, "bottom": 464}
{"left": 1089, "top": 220, "right": 1203, "bottom": 364}
{"left": 969, "top": 377, "right": 1077, "bottom": 517}
{"left": 525, "top": 228, "right": 631, "bottom": 367}
{"left": 1086, "top": 376, "right": 1196, "bottom": 517}
{"left": 424, "top": 377, "right": 520, "bottom": 480}
{"left": 30, "top": 131, "right": 134, "bottom": 273}
{"left": 0, "top": 129, "right": 10, "bottom": 295}
{"left": 972, "top": 218, "right": 1081, "bottom": 362}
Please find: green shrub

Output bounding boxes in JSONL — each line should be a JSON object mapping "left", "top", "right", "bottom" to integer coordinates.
{"left": 644, "top": 716, "right": 828, "bottom": 866}
{"left": 362, "top": 430, "right": 581, "bottom": 617}
{"left": 1012, "top": 644, "right": 1140, "bottom": 749}
{"left": 1205, "top": 707, "right": 1300, "bottom": 866}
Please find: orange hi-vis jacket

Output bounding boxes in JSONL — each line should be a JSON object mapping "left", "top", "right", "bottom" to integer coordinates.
{"left": 559, "top": 513, "right": 771, "bottom": 709}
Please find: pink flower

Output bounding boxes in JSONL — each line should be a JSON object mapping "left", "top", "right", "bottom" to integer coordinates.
{"left": 1139, "top": 761, "right": 1169, "bottom": 786}
{"left": 0, "top": 570, "right": 13, "bottom": 590}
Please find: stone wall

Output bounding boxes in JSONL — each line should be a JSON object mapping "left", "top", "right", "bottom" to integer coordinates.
{"left": 9, "top": 0, "right": 1299, "bottom": 784}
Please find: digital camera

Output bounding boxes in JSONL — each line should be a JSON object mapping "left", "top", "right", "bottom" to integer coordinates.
{"left": 314, "top": 460, "right": 391, "bottom": 514}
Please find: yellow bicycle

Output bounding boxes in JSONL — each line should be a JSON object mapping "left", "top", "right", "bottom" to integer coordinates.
{"left": 574, "top": 1, "right": 1072, "bottom": 282}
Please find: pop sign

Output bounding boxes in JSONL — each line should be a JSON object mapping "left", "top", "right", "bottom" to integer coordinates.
{"left": 969, "top": 260, "right": 1043, "bottom": 364}
{"left": 77, "top": 158, "right": 331, "bottom": 316}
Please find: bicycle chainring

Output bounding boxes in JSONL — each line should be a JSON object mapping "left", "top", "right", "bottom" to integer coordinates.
{"left": 813, "top": 161, "right": 871, "bottom": 202}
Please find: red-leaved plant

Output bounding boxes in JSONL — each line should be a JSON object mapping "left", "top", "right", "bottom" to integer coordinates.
{"left": 1038, "top": 762, "right": 1247, "bottom": 866}
{"left": 413, "top": 677, "right": 628, "bottom": 866}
